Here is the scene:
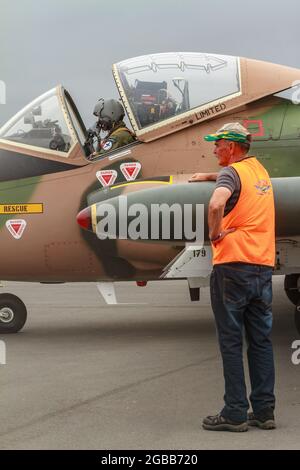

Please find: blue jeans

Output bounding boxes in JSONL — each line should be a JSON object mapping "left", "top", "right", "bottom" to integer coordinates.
{"left": 210, "top": 263, "right": 275, "bottom": 423}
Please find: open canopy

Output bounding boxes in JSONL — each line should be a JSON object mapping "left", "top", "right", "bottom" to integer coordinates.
{"left": 113, "top": 52, "right": 300, "bottom": 142}
{"left": 114, "top": 52, "right": 241, "bottom": 135}
{"left": 0, "top": 86, "right": 88, "bottom": 170}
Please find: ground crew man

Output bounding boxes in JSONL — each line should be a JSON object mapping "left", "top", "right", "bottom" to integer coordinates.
{"left": 190, "top": 122, "right": 276, "bottom": 432}
{"left": 92, "top": 98, "right": 135, "bottom": 156}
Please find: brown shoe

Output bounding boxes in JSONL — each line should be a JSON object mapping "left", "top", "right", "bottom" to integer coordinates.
{"left": 202, "top": 413, "right": 248, "bottom": 432}
{"left": 248, "top": 410, "right": 276, "bottom": 430}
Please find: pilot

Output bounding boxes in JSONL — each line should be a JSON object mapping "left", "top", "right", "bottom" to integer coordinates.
{"left": 91, "top": 98, "right": 135, "bottom": 156}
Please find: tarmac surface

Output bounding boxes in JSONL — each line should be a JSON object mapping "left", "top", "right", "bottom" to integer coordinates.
{"left": 0, "top": 276, "right": 299, "bottom": 450}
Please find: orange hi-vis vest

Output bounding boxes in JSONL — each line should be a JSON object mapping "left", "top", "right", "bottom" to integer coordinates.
{"left": 212, "top": 157, "right": 275, "bottom": 267}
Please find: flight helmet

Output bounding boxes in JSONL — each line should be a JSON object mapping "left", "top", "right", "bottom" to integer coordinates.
{"left": 93, "top": 98, "right": 125, "bottom": 131}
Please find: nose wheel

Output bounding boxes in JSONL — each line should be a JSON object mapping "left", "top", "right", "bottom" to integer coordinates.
{"left": 0, "top": 294, "right": 27, "bottom": 334}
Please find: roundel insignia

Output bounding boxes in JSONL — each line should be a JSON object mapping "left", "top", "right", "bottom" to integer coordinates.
{"left": 101, "top": 140, "right": 113, "bottom": 151}
{"left": 120, "top": 162, "right": 141, "bottom": 181}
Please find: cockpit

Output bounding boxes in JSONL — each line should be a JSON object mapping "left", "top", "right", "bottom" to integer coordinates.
{"left": 6, "top": 51, "right": 295, "bottom": 182}
{"left": 113, "top": 52, "right": 241, "bottom": 133}
{"left": 0, "top": 86, "right": 89, "bottom": 182}
{"left": 0, "top": 52, "right": 244, "bottom": 180}
{"left": 0, "top": 88, "right": 74, "bottom": 154}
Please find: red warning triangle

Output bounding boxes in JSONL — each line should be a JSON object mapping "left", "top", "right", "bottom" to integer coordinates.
{"left": 5, "top": 219, "right": 27, "bottom": 239}
{"left": 126, "top": 167, "right": 136, "bottom": 177}
{"left": 120, "top": 162, "right": 141, "bottom": 181}
{"left": 102, "top": 174, "right": 113, "bottom": 185}
{"left": 11, "top": 223, "right": 22, "bottom": 234}
{"left": 96, "top": 170, "right": 118, "bottom": 187}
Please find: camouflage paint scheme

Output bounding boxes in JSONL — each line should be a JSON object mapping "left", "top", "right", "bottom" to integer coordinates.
{"left": 0, "top": 54, "right": 299, "bottom": 284}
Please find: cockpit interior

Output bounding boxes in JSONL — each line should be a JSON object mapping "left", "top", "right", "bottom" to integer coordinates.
{"left": 115, "top": 52, "right": 241, "bottom": 131}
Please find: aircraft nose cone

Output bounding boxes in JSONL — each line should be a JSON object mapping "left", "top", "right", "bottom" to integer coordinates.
{"left": 76, "top": 207, "right": 92, "bottom": 231}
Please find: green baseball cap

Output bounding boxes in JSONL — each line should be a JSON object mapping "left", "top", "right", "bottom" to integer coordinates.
{"left": 204, "top": 122, "right": 251, "bottom": 143}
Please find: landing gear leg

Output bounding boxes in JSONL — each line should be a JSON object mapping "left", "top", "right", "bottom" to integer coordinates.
{"left": 0, "top": 293, "right": 27, "bottom": 334}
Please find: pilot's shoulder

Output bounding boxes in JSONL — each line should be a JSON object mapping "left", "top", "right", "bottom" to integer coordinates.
{"left": 111, "top": 127, "right": 136, "bottom": 143}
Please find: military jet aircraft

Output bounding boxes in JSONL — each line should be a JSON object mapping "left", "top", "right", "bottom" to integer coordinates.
{"left": 0, "top": 52, "right": 299, "bottom": 334}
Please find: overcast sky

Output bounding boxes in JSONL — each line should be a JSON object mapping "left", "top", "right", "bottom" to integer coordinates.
{"left": 1, "top": 0, "right": 300, "bottom": 127}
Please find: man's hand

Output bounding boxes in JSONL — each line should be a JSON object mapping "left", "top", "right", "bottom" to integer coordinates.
{"left": 211, "top": 228, "right": 236, "bottom": 245}
{"left": 189, "top": 172, "right": 218, "bottom": 182}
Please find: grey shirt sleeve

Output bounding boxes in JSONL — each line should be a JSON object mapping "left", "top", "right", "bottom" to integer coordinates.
{"left": 216, "top": 167, "right": 238, "bottom": 193}
{"left": 215, "top": 167, "right": 241, "bottom": 215}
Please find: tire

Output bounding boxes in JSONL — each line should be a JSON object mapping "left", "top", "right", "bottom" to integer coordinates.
{"left": 284, "top": 274, "right": 300, "bottom": 306}
{"left": 0, "top": 294, "right": 27, "bottom": 334}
